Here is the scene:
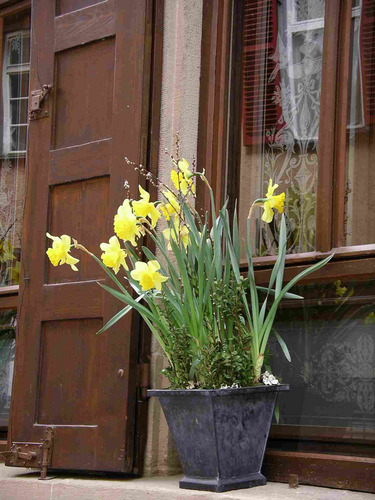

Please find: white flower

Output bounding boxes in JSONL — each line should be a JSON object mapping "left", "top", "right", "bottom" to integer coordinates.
{"left": 261, "top": 371, "right": 279, "bottom": 386}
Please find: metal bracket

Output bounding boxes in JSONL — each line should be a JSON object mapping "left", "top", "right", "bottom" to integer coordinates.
{"left": 1, "top": 427, "right": 54, "bottom": 480}
{"left": 29, "top": 84, "right": 53, "bottom": 121}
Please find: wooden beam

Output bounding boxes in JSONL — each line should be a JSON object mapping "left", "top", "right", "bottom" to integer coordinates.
{"left": 197, "top": 0, "right": 232, "bottom": 214}
{"left": 333, "top": 0, "right": 352, "bottom": 248}
{"left": 0, "top": 0, "right": 30, "bottom": 17}
{"left": 316, "top": 2, "right": 341, "bottom": 252}
{"left": 263, "top": 450, "right": 375, "bottom": 493}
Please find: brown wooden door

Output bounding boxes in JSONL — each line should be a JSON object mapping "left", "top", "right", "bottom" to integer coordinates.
{"left": 8, "top": 0, "right": 152, "bottom": 473}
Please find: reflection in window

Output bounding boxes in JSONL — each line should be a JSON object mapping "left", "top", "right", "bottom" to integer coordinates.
{"left": 0, "top": 29, "right": 30, "bottom": 286}
{"left": 239, "top": 0, "right": 325, "bottom": 256}
{"left": 344, "top": 0, "right": 375, "bottom": 246}
{"left": 270, "top": 280, "right": 375, "bottom": 434}
{"left": 2, "top": 31, "right": 30, "bottom": 155}
{"left": 0, "top": 310, "right": 16, "bottom": 426}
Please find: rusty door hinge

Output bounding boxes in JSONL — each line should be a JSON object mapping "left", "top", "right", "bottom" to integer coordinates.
{"left": 29, "top": 84, "right": 53, "bottom": 120}
{"left": 137, "top": 363, "right": 150, "bottom": 400}
{"left": 2, "top": 427, "right": 54, "bottom": 480}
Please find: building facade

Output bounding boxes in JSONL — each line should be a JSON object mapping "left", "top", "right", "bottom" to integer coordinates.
{"left": 0, "top": 0, "right": 374, "bottom": 492}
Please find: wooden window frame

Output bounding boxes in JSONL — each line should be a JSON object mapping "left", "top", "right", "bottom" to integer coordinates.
{"left": 0, "top": 3, "right": 31, "bottom": 297}
{"left": 198, "top": 0, "right": 375, "bottom": 273}
{"left": 197, "top": 0, "right": 375, "bottom": 492}
{"left": 2, "top": 28, "right": 30, "bottom": 157}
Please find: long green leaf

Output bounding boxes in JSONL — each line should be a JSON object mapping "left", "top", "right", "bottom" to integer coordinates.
{"left": 96, "top": 294, "right": 145, "bottom": 335}
{"left": 97, "top": 282, "right": 168, "bottom": 334}
{"left": 256, "top": 286, "right": 303, "bottom": 300}
{"left": 91, "top": 253, "right": 128, "bottom": 295}
{"left": 260, "top": 253, "right": 334, "bottom": 354}
{"left": 273, "top": 328, "right": 291, "bottom": 362}
{"left": 275, "top": 215, "right": 287, "bottom": 297}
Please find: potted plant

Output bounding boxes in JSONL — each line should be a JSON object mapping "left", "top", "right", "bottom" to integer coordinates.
{"left": 46, "top": 155, "right": 332, "bottom": 493}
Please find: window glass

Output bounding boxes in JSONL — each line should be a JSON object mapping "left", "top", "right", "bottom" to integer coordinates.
{"left": 238, "top": 0, "right": 325, "bottom": 256}
{"left": 0, "top": 28, "right": 30, "bottom": 286}
{"left": 2, "top": 31, "right": 30, "bottom": 155}
{"left": 344, "top": 0, "right": 375, "bottom": 246}
{"left": 270, "top": 279, "right": 375, "bottom": 435}
{"left": 0, "top": 310, "right": 16, "bottom": 426}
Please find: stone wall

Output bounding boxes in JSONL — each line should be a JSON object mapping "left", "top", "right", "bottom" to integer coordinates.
{"left": 143, "top": 0, "right": 203, "bottom": 477}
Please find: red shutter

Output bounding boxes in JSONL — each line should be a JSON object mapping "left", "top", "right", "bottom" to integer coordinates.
{"left": 242, "top": 0, "right": 283, "bottom": 145}
{"left": 361, "top": 0, "right": 375, "bottom": 125}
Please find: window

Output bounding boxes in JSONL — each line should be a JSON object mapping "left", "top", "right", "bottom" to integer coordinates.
{"left": 0, "top": 5, "right": 31, "bottom": 432}
{"left": 2, "top": 31, "right": 30, "bottom": 157}
{"left": 198, "top": 0, "right": 375, "bottom": 491}
{"left": 0, "top": 309, "right": 16, "bottom": 426}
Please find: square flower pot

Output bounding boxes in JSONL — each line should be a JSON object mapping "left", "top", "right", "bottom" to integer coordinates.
{"left": 148, "top": 385, "right": 289, "bottom": 493}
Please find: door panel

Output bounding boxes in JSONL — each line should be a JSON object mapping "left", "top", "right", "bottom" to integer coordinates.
{"left": 53, "top": 39, "right": 115, "bottom": 149}
{"left": 8, "top": 0, "right": 151, "bottom": 473}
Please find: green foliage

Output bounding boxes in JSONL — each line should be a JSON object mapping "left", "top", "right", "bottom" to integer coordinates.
{"left": 93, "top": 171, "right": 333, "bottom": 388}
{"left": 161, "top": 274, "right": 254, "bottom": 388}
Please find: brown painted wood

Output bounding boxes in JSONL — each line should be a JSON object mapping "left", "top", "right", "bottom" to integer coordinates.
{"left": 0, "top": 16, "right": 3, "bottom": 148}
{"left": 0, "top": 295, "right": 18, "bottom": 310}
{"left": 240, "top": 243, "right": 375, "bottom": 270}
{"left": 0, "top": 440, "right": 7, "bottom": 462}
{"left": 198, "top": 0, "right": 374, "bottom": 493}
{"left": 41, "top": 281, "right": 103, "bottom": 321}
{"left": 50, "top": 139, "right": 111, "bottom": 185}
{"left": 9, "top": 0, "right": 153, "bottom": 474}
{"left": 270, "top": 425, "right": 375, "bottom": 445}
{"left": 197, "top": 0, "right": 232, "bottom": 214}
{"left": 54, "top": 1, "right": 115, "bottom": 53}
{"left": 0, "top": 0, "right": 30, "bottom": 16}
{"left": 254, "top": 257, "right": 375, "bottom": 287}
{"left": 263, "top": 450, "right": 375, "bottom": 493}
{"left": 315, "top": 1, "right": 341, "bottom": 252}
{"left": 333, "top": 0, "right": 352, "bottom": 248}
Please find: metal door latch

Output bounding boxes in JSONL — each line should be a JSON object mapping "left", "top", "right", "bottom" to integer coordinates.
{"left": 1, "top": 427, "right": 54, "bottom": 480}
{"left": 29, "top": 84, "right": 53, "bottom": 120}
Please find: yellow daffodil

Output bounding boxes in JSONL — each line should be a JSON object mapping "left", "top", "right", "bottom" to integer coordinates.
{"left": 178, "top": 158, "right": 193, "bottom": 179}
{"left": 114, "top": 199, "right": 143, "bottom": 246}
{"left": 0, "top": 239, "right": 15, "bottom": 263}
{"left": 9, "top": 261, "right": 20, "bottom": 284}
{"left": 130, "top": 260, "right": 168, "bottom": 291}
{"left": 171, "top": 158, "right": 195, "bottom": 195}
{"left": 159, "top": 191, "right": 180, "bottom": 221}
{"left": 261, "top": 179, "right": 285, "bottom": 223}
{"left": 132, "top": 186, "right": 161, "bottom": 228}
{"left": 46, "top": 233, "right": 79, "bottom": 271}
{"left": 100, "top": 236, "right": 128, "bottom": 274}
{"left": 162, "top": 216, "right": 189, "bottom": 249}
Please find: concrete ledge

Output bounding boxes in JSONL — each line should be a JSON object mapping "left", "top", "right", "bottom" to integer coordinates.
{"left": 0, "top": 465, "right": 372, "bottom": 499}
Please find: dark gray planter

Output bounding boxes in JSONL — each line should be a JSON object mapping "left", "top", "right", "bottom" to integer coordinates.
{"left": 147, "top": 385, "right": 289, "bottom": 493}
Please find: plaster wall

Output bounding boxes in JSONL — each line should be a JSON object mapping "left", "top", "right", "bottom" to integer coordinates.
{"left": 143, "top": 0, "right": 203, "bottom": 477}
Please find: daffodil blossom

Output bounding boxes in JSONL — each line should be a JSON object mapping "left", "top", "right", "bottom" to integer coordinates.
{"left": 162, "top": 216, "right": 189, "bottom": 249}
{"left": 261, "top": 179, "right": 285, "bottom": 223}
{"left": 177, "top": 158, "right": 194, "bottom": 179}
{"left": 114, "top": 199, "right": 143, "bottom": 246}
{"left": 46, "top": 233, "right": 79, "bottom": 271}
{"left": 132, "top": 186, "right": 161, "bottom": 228}
{"left": 0, "top": 240, "right": 15, "bottom": 263}
{"left": 171, "top": 158, "right": 195, "bottom": 195}
{"left": 130, "top": 260, "right": 168, "bottom": 291}
{"left": 159, "top": 191, "right": 180, "bottom": 221}
{"left": 100, "top": 236, "right": 128, "bottom": 274}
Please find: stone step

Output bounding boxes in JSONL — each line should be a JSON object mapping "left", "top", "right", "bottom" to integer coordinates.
{"left": 0, "top": 465, "right": 372, "bottom": 500}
